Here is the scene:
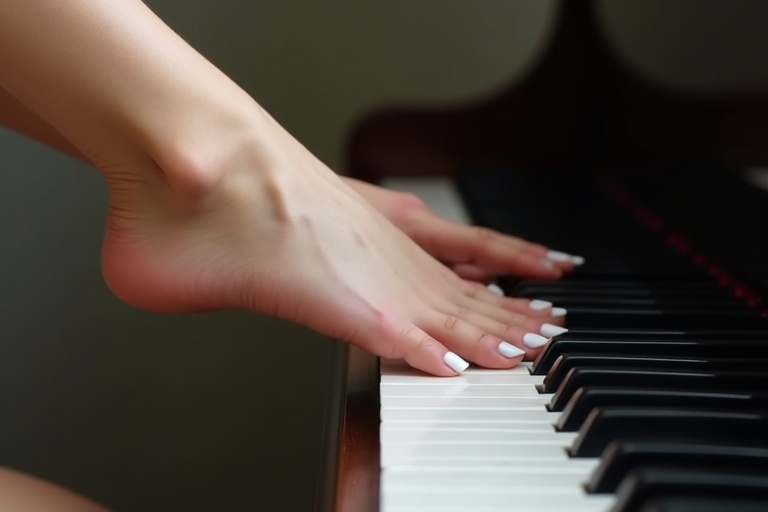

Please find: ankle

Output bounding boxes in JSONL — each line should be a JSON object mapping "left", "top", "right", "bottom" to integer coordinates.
{"left": 145, "top": 97, "right": 275, "bottom": 202}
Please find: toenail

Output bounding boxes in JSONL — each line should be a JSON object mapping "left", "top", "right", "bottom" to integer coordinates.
{"left": 487, "top": 283, "right": 504, "bottom": 296}
{"left": 529, "top": 299, "right": 552, "bottom": 311}
{"left": 540, "top": 323, "right": 568, "bottom": 337}
{"left": 523, "top": 333, "right": 549, "bottom": 348}
{"left": 498, "top": 341, "right": 525, "bottom": 358}
{"left": 443, "top": 352, "right": 469, "bottom": 373}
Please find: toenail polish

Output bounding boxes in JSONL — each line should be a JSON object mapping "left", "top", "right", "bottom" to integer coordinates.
{"left": 540, "top": 323, "right": 568, "bottom": 337}
{"left": 523, "top": 333, "right": 549, "bottom": 348}
{"left": 545, "top": 250, "right": 572, "bottom": 262}
{"left": 443, "top": 352, "right": 469, "bottom": 373}
{"left": 551, "top": 307, "right": 567, "bottom": 317}
{"left": 487, "top": 283, "right": 504, "bottom": 296}
{"left": 529, "top": 299, "right": 552, "bottom": 311}
{"left": 498, "top": 341, "right": 525, "bottom": 358}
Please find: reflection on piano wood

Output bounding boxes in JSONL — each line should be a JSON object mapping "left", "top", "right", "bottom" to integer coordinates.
{"left": 320, "top": 1, "right": 768, "bottom": 511}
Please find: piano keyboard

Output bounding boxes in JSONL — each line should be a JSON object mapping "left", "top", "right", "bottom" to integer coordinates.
{"left": 378, "top": 170, "right": 768, "bottom": 512}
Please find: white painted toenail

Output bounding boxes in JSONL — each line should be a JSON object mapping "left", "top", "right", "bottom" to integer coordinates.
{"left": 487, "top": 283, "right": 504, "bottom": 296}
{"left": 523, "top": 333, "right": 549, "bottom": 348}
{"left": 529, "top": 299, "right": 552, "bottom": 311}
{"left": 443, "top": 352, "right": 469, "bottom": 373}
{"left": 545, "top": 250, "right": 572, "bottom": 262}
{"left": 498, "top": 341, "right": 525, "bottom": 358}
{"left": 540, "top": 323, "right": 568, "bottom": 337}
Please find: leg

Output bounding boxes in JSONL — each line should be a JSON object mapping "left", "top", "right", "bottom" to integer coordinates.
{"left": 0, "top": 0, "right": 564, "bottom": 375}
{"left": 0, "top": 86, "right": 579, "bottom": 287}
{"left": 0, "top": 467, "right": 110, "bottom": 512}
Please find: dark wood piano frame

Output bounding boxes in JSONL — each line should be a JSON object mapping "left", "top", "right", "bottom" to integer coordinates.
{"left": 318, "top": 1, "right": 768, "bottom": 510}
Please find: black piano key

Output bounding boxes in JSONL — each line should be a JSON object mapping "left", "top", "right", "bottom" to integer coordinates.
{"left": 509, "top": 279, "right": 724, "bottom": 296}
{"left": 555, "top": 388, "right": 768, "bottom": 432}
{"left": 548, "top": 369, "right": 768, "bottom": 412}
{"left": 516, "top": 287, "right": 732, "bottom": 299}
{"left": 555, "top": 328, "right": 768, "bottom": 340}
{"left": 637, "top": 497, "right": 768, "bottom": 512}
{"left": 569, "top": 408, "right": 768, "bottom": 458}
{"left": 529, "top": 296, "right": 749, "bottom": 310}
{"left": 564, "top": 307, "right": 766, "bottom": 330}
{"left": 587, "top": 440, "right": 768, "bottom": 494}
{"left": 540, "top": 355, "right": 768, "bottom": 394}
{"left": 511, "top": 281, "right": 728, "bottom": 294}
{"left": 458, "top": 168, "right": 768, "bottom": 504}
{"left": 609, "top": 467, "right": 768, "bottom": 512}
{"left": 531, "top": 339, "right": 768, "bottom": 375}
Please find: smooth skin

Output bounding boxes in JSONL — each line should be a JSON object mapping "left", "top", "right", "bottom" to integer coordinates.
{"left": 0, "top": 0, "right": 574, "bottom": 376}
{"left": 0, "top": 0, "right": 577, "bottom": 508}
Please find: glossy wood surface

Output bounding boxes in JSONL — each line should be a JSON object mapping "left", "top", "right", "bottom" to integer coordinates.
{"left": 333, "top": 388, "right": 380, "bottom": 512}
{"left": 347, "top": 0, "right": 768, "bottom": 183}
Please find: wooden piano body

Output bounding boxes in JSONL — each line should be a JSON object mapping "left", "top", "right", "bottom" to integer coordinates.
{"left": 318, "top": 1, "right": 768, "bottom": 510}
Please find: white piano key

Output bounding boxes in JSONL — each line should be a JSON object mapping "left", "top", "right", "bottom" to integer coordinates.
{"left": 384, "top": 458, "right": 599, "bottom": 473}
{"left": 382, "top": 468, "right": 589, "bottom": 491}
{"left": 381, "top": 358, "right": 535, "bottom": 376}
{"left": 381, "top": 489, "right": 614, "bottom": 512}
{"left": 381, "top": 372, "right": 544, "bottom": 386}
{"left": 381, "top": 395, "right": 550, "bottom": 409}
{"left": 381, "top": 407, "right": 557, "bottom": 422}
{"left": 381, "top": 427, "right": 577, "bottom": 445}
{"left": 381, "top": 357, "right": 533, "bottom": 372}
{"left": 381, "top": 422, "right": 556, "bottom": 433}
{"left": 379, "top": 383, "right": 543, "bottom": 398}
{"left": 381, "top": 441, "right": 569, "bottom": 466}
{"left": 381, "top": 421, "right": 556, "bottom": 432}
{"left": 462, "top": 363, "right": 534, "bottom": 374}
{"left": 384, "top": 458, "right": 600, "bottom": 472}
{"left": 382, "top": 506, "right": 607, "bottom": 512}
{"left": 382, "top": 506, "right": 609, "bottom": 512}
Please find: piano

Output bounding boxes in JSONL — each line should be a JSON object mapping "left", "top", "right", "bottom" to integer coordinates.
{"left": 317, "top": 1, "right": 768, "bottom": 511}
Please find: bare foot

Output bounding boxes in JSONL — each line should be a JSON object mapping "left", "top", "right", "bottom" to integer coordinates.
{"left": 342, "top": 177, "right": 583, "bottom": 282}
{"left": 0, "top": 0, "right": 570, "bottom": 376}
{"left": 100, "top": 111, "right": 561, "bottom": 375}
